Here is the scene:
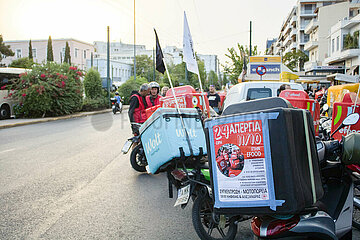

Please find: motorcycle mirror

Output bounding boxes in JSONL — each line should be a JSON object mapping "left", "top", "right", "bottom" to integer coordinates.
{"left": 331, "top": 113, "right": 360, "bottom": 138}
{"left": 343, "top": 113, "right": 360, "bottom": 126}
{"left": 323, "top": 104, "right": 329, "bottom": 112}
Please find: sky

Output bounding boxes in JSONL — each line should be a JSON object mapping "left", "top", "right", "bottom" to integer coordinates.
{"left": 0, "top": 0, "right": 296, "bottom": 66}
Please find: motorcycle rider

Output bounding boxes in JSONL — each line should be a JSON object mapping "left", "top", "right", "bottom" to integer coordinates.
{"left": 146, "top": 81, "right": 162, "bottom": 107}
{"left": 128, "top": 83, "right": 150, "bottom": 136}
{"left": 114, "top": 92, "right": 122, "bottom": 109}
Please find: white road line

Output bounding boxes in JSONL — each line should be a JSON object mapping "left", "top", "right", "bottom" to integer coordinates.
{"left": 0, "top": 148, "right": 16, "bottom": 154}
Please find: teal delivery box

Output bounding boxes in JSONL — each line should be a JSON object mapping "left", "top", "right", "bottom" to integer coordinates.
{"left": 139, "top": 108, "right": 207, "bottom": 174}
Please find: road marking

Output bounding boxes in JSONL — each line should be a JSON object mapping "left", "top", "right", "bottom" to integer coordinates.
{"left": 0, "top": 148, "right": 15, "bottom": 154}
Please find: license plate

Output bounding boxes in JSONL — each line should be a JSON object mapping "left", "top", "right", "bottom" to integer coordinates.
{"left": 121, "top": 140, "right": 133, "bottom": 154}
{"left": 174, "top": 185, "right": 190, "bottom": 207}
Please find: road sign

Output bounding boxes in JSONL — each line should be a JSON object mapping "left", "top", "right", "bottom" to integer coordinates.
{"left": 250, "top": 56, "right": 281, "bottom": 63}
{"left": 256, "top": 65, "right": 267, "bottom": 76}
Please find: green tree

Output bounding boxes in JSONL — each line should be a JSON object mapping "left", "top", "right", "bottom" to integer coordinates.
{"left": 83, "top": 68, "right": 103, "bottom": 98}
{"left": 64, "top": 41, "right": 71, "bottom": 64}
{"left": 223, "top": 44, "right": 258, "bottom": 84}
{"left": 0, "top": 35, "right": 14, "bottom": 61}
{"left": 47, "top": 36, "right": 54, "bottom": 62}
{"left": 118, "top": 76, "right": 148, "bottom": 104}
{"left": 283, "top": 49, "right": 309, "bottom": 72}
{"left": 9, "top": 57, "right": 35, "bottom": 69}
{"left": 28, "top": 40, "right": 33, "bottom": 59}
{"left": 208, "top": 70, "right": 219, "bottom": 89}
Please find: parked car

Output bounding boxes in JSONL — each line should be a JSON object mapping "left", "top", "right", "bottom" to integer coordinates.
{"left": 222, "top": 81, "right": 304, "bottom": 112}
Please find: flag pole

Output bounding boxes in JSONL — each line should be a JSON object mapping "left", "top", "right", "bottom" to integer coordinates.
{"left": 163, "top": 59, "right": 194, "bottom": 156}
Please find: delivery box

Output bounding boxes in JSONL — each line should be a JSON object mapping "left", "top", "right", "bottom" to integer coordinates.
{"left": 140, "top": 108, "right": 207, "bottom": 174}
{"left": 205, "top": 107, "right": 323, "bottom": 215}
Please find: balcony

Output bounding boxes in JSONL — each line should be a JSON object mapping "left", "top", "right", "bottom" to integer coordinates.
{"left": 300, "top": 10, "right": 316, "bottom": 17}
{"left": 291, "top": 29, "right": 297, "bottom": 37}
{"left": 304, "top": 40, "right": 318, "bottom": 51}
{"left": 290, "top": 42, "right": 297, "bottom": 50}
{"left": 324, "top": 48, "right": 360, "bottom": 65}
{"left": 291, "top": 16, "right": 297, "bottom": 26}
{"left": 304, "top": 61, "right": 321, "bottom": 72}
{"left": 304, "top": 19, "right": 318, "bottom": 34}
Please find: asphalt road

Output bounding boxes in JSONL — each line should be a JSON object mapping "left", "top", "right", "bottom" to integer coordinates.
{"left": 0, "top": 111, "right": 358, "bottom": 240}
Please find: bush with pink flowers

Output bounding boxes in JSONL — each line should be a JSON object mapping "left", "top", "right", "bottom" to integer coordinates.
{"left": 8, "top": 62, "right": 84, "bottom": 117}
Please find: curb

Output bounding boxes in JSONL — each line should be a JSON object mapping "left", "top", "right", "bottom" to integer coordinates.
{"left": 0, "top": 105, "right": 129, "bottom": 130}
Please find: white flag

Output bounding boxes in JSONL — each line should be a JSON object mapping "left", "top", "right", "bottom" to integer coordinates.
{"left": 183, "top": 12, "right": 199, "bottom": 75}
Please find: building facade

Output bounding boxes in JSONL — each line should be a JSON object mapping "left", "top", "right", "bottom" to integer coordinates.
{"left": 269, "top": 0, "right": 348, "bottom": 71}
{"left": 1, "top": 38, "right": 95, "bottom": 70}
{"left": 304, "top": 1, "right": 360, "bottom": 75}
{"left": 86, "top": 59, "right": 132, "bottom": 87}
{"left": 325, "top": 12, "right": 360, "bottom": 75}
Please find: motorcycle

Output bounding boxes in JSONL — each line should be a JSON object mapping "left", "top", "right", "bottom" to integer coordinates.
{"left": 111, "top": 97, "right": 123, "bottom": 114}
{"left": 251, "top": 113, "right": 360, "bottom": 240}
{"left": 164, "top": 148, "right": 251, "bottom": 240}
{"left": 121, "top": 123, "right": 147, "bottom": 172}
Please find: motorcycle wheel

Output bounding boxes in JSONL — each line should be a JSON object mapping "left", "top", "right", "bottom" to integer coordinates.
{"left": 113, "top": 108, "right": 116, "bottom": 114}
{"left": 192, "top": 194, "right": 237, "bottom": 240}
{"left": 130, "top": 144, "right": 147, "bottom": 172}
{"left": 353, "top": 186, "right": 360, "bottom": 230}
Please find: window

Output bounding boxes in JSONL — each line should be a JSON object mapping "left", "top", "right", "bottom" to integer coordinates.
{"left": 336, "top": 36, "right": 340, "bottom": 51}
{"left": 83, "top": 50, "right": 86, "bottom": 59}
{"left": 75, "top": 48, "right": 79, "bottom": 58}
{"left": 32, "top": 48, "right": 37, "bottom": 58}
{"left": 16, "top": 49, "right": 22, "bottom": 58}
{"left": 246, "top": 88, "right": 272, "bottom": 101}
{"left": 332, "top": 39, "right": 335, "bottom": 52}
{"left": 62, "top": 47, "right": 65, "bottom": 58}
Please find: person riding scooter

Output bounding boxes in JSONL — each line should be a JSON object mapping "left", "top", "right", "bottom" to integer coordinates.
{"left": 146, "top": 81, "right": 162, "bottom": 107}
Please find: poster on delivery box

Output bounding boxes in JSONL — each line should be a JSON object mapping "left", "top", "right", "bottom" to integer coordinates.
{"left": 205, "top": 113, "right": 285, "bottom": 211}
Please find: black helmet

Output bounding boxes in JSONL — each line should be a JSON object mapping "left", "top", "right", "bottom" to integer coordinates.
{"left": 115, "top": 92, "right": 119, "bottom": 95}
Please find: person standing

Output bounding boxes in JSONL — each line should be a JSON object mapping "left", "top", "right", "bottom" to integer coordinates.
{"left": 161, "top": 86, "right": 169, "bottom": 97}
{"left": 128, "top": 83, "right": 150, "bottom": 136}
{"left": 207, "top": 85, "right": 221, "bottom": 114}
{"left": 146, "top": 82, "right": 162, "bottom": 107}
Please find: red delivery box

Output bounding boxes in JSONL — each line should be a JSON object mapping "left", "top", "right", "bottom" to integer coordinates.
{"left": 331, "top": 92, "right": 360, "bottom": 140}
{"left": 280, "top": 90, "right": 320, "bottom": 135}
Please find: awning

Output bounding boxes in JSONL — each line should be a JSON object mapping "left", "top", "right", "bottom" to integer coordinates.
{"left": 327, "top": 73, "right": 360, "bottom": 83}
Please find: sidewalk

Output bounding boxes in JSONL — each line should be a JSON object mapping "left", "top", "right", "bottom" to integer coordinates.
{"left": 0, "top": 105, "right": 129, "bottom": 130}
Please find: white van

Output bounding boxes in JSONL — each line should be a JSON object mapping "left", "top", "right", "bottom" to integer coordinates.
{"left": 223, "top": 81, "right": 304, "bottom": 111}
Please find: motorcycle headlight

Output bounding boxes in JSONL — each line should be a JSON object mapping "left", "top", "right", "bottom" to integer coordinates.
{"left": 342, "top": 133, "right": 360, "bottom": 165}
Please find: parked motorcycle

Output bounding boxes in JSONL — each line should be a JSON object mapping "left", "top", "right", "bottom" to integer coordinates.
{"left": 251, "top": 113, "right": 360, "bottom": 240}
{"left": 164, "top": 148, "right": 251, "bottom": 240}
{"left": 122, "top": 123, "right": 147, "bottom": 172}
{"left": 111, "top": 97, "right": 123, "bottom": 114}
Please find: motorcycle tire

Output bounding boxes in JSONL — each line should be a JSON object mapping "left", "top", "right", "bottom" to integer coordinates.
{"left": 192, "top": 194, "right": 237, "bottom": 240}
{"left": 130, "top": 144, "right": 147, "bottom": 172}
{"left": 119, "top": 107, "right": 122, "bottom": 113}
{"left": 353, "top": 185, "right": 360, "bottom": 230}
{"left": 113, "top": 108, "right": 117, "bottom": 114}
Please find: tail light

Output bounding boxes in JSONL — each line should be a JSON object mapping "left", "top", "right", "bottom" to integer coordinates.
{"left": 266, "top": 216, "right": 300, "bottom": 236}
{"left": 251, "top": 217, "right": 261, "bottom": 236}
{"left": 171, "top": 169, "right": 187, "bottom": 181}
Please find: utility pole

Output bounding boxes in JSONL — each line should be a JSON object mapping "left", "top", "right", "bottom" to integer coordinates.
{"left": 91, "top": 52, "right": 93, "bottom": 68}
{"left": 250, "top": 21, "right": 252, "bottom": 56}
{"left": 107, "top": 26, "right": 110, "bottom": 107}
{"left": 134, "top": 0, "right": 136, "bottom": 81}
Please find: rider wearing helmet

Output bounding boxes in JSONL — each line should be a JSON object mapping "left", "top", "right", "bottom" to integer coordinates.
{"left": 146, "top": 81, "right": 162, "bottom": 107}
{"left": 114, "top": 92, "right": 121, "bottom": 105}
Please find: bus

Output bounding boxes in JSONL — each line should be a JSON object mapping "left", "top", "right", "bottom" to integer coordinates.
{"left": 0, "top": 67, "right": 28, "bottom": 119}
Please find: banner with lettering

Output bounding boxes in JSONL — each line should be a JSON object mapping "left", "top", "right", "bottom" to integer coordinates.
{"left": 205, "top": 112, "right": 285, "bottom": 210}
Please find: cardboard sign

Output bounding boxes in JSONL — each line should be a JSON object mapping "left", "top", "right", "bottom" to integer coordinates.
{"left": 206, "top": 113, "right": 285, "bottom": 210}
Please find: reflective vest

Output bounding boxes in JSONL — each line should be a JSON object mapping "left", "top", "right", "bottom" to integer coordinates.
{"left": 146, "top": 95, "right": 161, "bottom": 107}
{"left": 132, "top": 94, "right": 147, "bottom": 123}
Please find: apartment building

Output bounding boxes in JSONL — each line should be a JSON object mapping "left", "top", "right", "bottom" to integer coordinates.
{"left": 93, "top": 41, "right": 218, "bottom": 76}
{"left": 325, "top": 12, "right": 360, "bottom": 76}
{"left": 1, "top": 38, "right": 95, "bottom": 70}
{"left": 268, "top": 0, "right": 347, "bottom": 71}
{"left": 304, "top": 1, "right": 360, "bottom": 76}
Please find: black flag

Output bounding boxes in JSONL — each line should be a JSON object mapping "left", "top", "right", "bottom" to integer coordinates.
{"left": 154, "top": 29, "right": 166, "bottom": 74}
